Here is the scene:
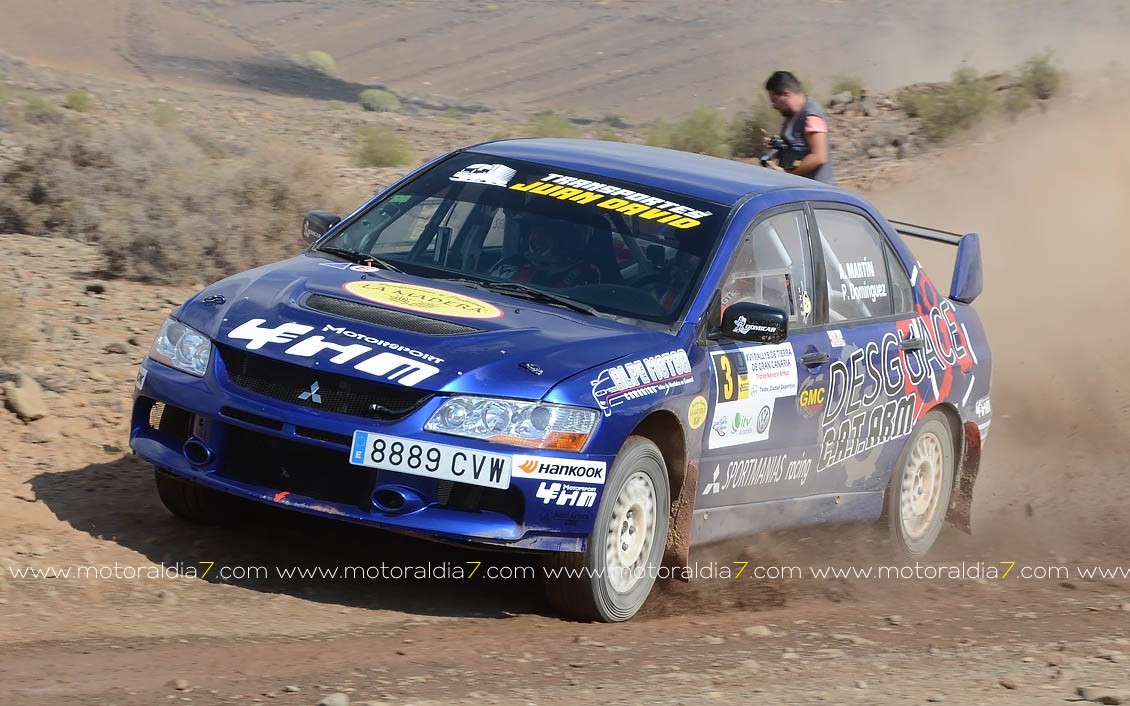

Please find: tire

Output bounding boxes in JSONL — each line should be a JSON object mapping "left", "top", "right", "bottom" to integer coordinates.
{"left": 154, "top": 468, "right": 238, "bottom": 526}
{"left": 887, "top": 412, "right": 955, "bottom": 559}
{"left": 542, "top": 436, "right": 671, "bottom": 622}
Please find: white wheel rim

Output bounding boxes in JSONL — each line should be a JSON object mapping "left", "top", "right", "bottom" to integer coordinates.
{"left": 604, "top": 471, "right": 657, "bottom": 593}
{"left": 900, "top": 430, "right": 945, "bottom": 540}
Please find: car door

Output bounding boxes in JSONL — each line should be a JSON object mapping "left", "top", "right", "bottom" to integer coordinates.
{"left": 808, "top": 204, "right": 916, "bottom": 493}
{"left": 697, "top": 207, "right": 827, "bottom": 508}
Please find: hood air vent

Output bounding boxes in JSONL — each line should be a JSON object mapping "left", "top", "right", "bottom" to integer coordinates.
{"left": 304, "top": 293, "right": 481, "bottom": 335}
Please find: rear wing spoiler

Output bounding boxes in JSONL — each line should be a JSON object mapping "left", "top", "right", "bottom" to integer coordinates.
{"left": 888, "top": 220, "right": 983, "bottom": 304}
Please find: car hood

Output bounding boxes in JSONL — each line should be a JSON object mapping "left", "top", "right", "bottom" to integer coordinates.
{"left": 176, "top": 254, "right": 673, "bottom": 399}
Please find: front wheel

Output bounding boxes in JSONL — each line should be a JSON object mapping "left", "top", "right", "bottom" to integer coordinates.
{"left": 887, "top": 412, "right": 955, "bottom": 559}
{"left": 154, "top": 468, "right": 240, "bottom": 526}
{"left": 542, "top": 436, "right": 670, "bottom": 622}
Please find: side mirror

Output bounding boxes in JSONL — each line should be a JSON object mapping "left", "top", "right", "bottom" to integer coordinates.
{"left": 302, "top": 210, "right": 342, "bottom": 243}
{"left": 949, "top": 232, "right": 983, "bottom": 304}
{"left": 721, "top": 301, "right": 788, "bottom": 344}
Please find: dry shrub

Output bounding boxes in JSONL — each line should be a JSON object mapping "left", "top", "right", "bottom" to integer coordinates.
{"left": 898, "top": 67, "right": 993, "bottom": 142}
{"left": 0, "top": 121, "right": 347, "bottom": 285}
{"left": 0, "top": 285, "right": 29, "bottom": 363}
{"left": 669, "top": 107, "right": 729, "bottom": 157}
{"left": 352, "top": 125, "right": 413, "bottom": 167}
{"left": 1017, "top": 51, "right": 1060, "bottom": 100}
{"left": 645, "top": 108, "right": 729, "bottom": 157}
{"left": 830, "top": 74, "right": 865, "bottom": 99}
{"left": 63, "top": 90, "right": 94, "bottom": 112}
{"left": 526, "top": 110, "right": 581, "bottom": 138}
{"left": 726, "top": 100, "right": 778, "bottom": 159}
{"left": 306, "top": 50, "right": 337, "bottom": 75}
{"left": 358, "top": 88, "right": 401, "bottom": 113}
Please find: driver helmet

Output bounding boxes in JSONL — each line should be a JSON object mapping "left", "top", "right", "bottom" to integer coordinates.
{"left": 525, "top": 217, "right": 584, "bottom": 266}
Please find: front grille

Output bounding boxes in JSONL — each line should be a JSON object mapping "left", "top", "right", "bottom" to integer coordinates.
{"left": 218, "top": 345, "right": 432, "bottom": 420}
{"left": 220, "top": 426, "right": 376, "bottom": 509}
{"left": 147, "top": 400, "right": 193, "bottom": 443}
{"left": 304, "top": 293, "right": 481, "bottom": 335}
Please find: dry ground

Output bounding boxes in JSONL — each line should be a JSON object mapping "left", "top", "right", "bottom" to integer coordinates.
{"left": 3, "top": 0, "right": 1130, "bottom": 119}
{"left": 2, "top": 2, "right": 1130, "bottom": 705}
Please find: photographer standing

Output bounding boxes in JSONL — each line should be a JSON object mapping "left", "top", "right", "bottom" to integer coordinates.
{"left": 763, "top": 70, "right": 836, "bottom": 184}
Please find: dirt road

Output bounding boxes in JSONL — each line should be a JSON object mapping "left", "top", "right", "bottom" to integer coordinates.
{"left": 3, "top": 2, "right": 1130, "bottom": 704}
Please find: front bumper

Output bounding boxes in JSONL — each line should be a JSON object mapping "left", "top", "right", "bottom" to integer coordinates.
{"left": 130, "top": 358, "right": 609, "bottom": 552}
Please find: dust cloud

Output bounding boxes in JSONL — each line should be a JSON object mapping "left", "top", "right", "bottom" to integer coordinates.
{"left": 673, "top": 72, "right": 1130, "bottom": 603}
{"left": 869, "top": 69, "right": 1130, "bottom": 554}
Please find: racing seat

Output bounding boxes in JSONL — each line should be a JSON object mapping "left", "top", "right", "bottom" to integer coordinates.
{"left": 583, "top": 222, "right": 624, "bottom": 285}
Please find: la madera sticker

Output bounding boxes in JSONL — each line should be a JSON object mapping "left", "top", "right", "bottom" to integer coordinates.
{"left": 344, "top": 281, "right": 502, "bottom": 319}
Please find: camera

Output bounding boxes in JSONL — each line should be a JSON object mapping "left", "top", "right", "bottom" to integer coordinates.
{"left": 760, "top": 136, "right": 786, "bottom": 167}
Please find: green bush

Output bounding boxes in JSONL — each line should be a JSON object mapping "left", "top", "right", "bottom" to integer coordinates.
{"left": 1018, "top": 51, "right": 1060, "bottom": 100}
{"left": 352, "top": 125, "right": 413, "bottom": 167}
{"left": 896, "top": 86, "right": 923, "bottom": 117}
{"left": 1000, "top": 86, "right": 1032, "bottom": 120}
{"left": 21, "top": 91, "right": 56, "bottom": 116}
{"left": 63, "top": 90, "right": 94, "bottom": 112}
{"left": 358, "top": 88, "right": 401, "bottom": 112}
{"left": 0, "top": 81, "right": 10, "bottom": 102}
{"left": 900, "top": 68, "right": 993, "bottom": 142}
{"left": 306, "top": 50, "right": 337, "bottom": 74}
{"left": 727, "top": 101, "right": 778, "bottom": 159}
{"left": 830, "top": 74, "right": 865, "bottom": 99}
{"left": 670, "top": 107, "right": 728, "bottom": 156}
{"left": 643, "top": 119, "right": 675, "bottom": 149}
{"left": 644, "top": 108, "right": 729, "bottom": 156}
{"left": 526, "top": 110, "right": 581, "bottom": 138}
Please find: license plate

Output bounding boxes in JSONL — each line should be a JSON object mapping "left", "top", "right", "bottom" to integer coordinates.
{"left": 349, "top": 432, "right": 512, "bottom": 490}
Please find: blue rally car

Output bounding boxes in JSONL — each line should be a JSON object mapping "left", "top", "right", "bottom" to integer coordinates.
{"left": 130, "top": 138, "right": 992, "bottom": 621}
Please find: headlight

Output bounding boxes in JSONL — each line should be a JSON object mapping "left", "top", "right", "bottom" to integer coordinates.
{"left": 425, "top": 396, "right": 598, "bottom": 452}
{"left": 148, "top": 317, "right": 212, "bottom": 377}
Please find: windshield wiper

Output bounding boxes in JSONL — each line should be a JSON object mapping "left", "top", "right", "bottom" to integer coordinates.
{"left": 478, "top": 280, "right": 598, "bottom": 316}
{"left": 318, "top": 247, "right": 403, "bottom": 273}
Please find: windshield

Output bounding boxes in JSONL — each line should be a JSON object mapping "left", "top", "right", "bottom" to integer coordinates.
{"left": 317, "top": 151, "right": 729, "bottom": 325}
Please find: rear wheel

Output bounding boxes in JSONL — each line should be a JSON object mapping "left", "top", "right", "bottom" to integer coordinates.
{"left": 154, "top": 469, "right": 238, "bottom": 525}
{"left": 887, "top": 412, "right": 954, "bottom": 558}
{"left": 542, "top": 436, "right": 670, "bottom": 622}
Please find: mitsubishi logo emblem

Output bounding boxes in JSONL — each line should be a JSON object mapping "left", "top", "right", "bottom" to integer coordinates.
{"left": 298, "top": 381, "right": 322, "bottom": 404}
